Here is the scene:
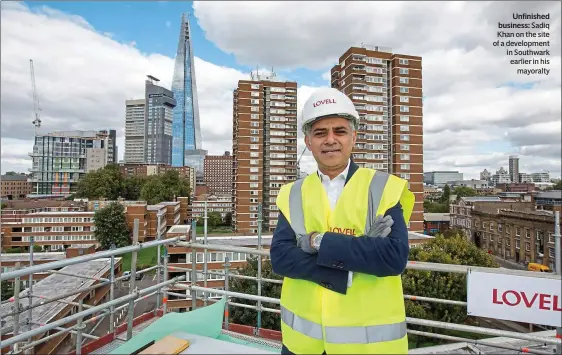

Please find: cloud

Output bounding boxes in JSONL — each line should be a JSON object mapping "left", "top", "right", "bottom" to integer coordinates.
{"left": 193, "top": 0, "right": 562, "bottom": 178}
{"left": 0, "top": 2, "right": 247, "bottom": 173}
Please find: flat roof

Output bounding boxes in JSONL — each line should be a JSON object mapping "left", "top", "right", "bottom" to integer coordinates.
{"left": 147, "top": 205, "right": 166, "bottom": 211}
{"left": 168, "top": 225, "right": 192, "bottom": 234}
{"left": 157, "top": 201, "right": 180, "bottom": 206}
{"left": 26, "top": 211, "right": 94, "bottom": 216}
{"left": 1, "top": 257, "right": 120, "bottom": 334}
{"left": 424, "top": 213, "right": 450, "bottom": 222}
{"left": 0, "top": 252, "right": 66, "bottom": 263}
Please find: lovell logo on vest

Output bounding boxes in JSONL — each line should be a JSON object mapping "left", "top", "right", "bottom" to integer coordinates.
{"left": 329, "top": 227, "right": 355, "bottom": 235}
{"left": 467, "top": 271, "right": 562, "bottom": 327}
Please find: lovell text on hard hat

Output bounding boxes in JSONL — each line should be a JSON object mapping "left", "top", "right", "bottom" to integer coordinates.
{"left": 466, "top": 271, "right": 561, "bottom": 327}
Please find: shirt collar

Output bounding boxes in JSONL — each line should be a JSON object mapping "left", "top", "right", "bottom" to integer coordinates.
{"left": 317, "top": 159, "right": 351, "bottom": 182}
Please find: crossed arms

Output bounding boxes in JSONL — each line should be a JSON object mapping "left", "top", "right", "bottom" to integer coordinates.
{"left": 269, "top": 202, "right": 410, "bottom": 295}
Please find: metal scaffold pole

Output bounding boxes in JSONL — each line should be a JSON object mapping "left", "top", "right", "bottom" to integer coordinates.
{"left": 75, "top": 300, "right": 84, "bottom": 355}
{"left": 156, "top": 211, "right": 162, "bottom": 313}
{"left": 26, "top": 237, "right": 34, "bottom": 355}
{"left": 126, "top": 218, "right": 139, "bottom": 340}
{"left": 224, "top": 256, "right": 230, "bottom": 331}
{"left": 163, "top": 248, "right": 169, "bottom": 314}
{"left": 109, "top": 244, "right": 116, "bottom": 334}
{"left": 203, "top": 201, "right": 208, "bottom": 306}
{"left": 12, "top": 263, "right": 21, "bottom": 353}
{"left": 554, "top": 211, "right": 561, "bottom": 355}
{"left": 190, "top": 219, "right": 198, "bottom": 311}
{"left": 256, "top": 204, "right": 263, "bottom": 334}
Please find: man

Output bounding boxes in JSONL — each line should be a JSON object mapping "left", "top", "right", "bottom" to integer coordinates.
{"left": 270, "top": 87, "right": 415, "bottom": 354}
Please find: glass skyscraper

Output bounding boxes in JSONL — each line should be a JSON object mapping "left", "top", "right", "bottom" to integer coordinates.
{"left": 171, "top": 13, "right": 205, "bottom": 169}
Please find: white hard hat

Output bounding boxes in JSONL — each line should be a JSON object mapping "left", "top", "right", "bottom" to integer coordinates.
{"left": 301, "top": 88, "right": 359, "bottom": 134}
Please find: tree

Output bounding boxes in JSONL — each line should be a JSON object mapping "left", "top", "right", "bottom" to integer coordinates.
{"left": 75, "top": 164, "right": 125, "bottom": 200}
{"left": 224, "top": 212, "right": 233, "bottom": 227}
{"left": 452, "top": 186, "right": 477, "bottom": 200}
{"left": 439, "top": 184, "right": 450, "bottom": 205}
{"left": 1, "top": 281, "right": 14, "bottom": 301}
{"left": 229, "top": 257, "right": 283, "bottom": 331}
{"left": 93, "top": 202, "right": 131, "bottom": 249}
{"left": 423, "top": 200, "right": 448, "bottom": 213}
{"left": 208, "top": 212, "right": 222, "bottom": 231}
{"left": 140, "top": 170, "right": 190, "bottom": 204}
{"left": 402, "top": 233, "right": 498, "bottom": 346}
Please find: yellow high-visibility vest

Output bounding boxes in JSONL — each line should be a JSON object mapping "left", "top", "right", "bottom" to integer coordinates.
{"left": 275, "top": 167, "right": 415, "bottom": 354}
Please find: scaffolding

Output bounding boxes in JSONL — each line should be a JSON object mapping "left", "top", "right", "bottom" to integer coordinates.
{"left": 1, "top": 210, "right": 561, "bottom": 355}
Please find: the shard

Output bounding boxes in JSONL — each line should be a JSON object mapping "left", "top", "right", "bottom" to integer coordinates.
{"left": 171, "top": 13, "right": 206, "bottom": 171}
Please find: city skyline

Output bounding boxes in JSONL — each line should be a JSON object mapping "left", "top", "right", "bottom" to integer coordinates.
{"left": 1, "top": 1, "right": 560, "bottom": 180}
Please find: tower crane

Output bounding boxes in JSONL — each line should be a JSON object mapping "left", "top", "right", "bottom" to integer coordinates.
{"left": 30, "top": 59, "right": 42, "bottom": 134}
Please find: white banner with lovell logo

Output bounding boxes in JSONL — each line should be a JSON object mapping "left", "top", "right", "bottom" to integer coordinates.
{"left": 467, "top": 271, "right": 562, "bottom": 327}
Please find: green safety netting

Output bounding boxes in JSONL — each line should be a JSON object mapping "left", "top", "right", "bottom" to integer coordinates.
{"left": 110, "top": 297, "right": 280, "bottom": 354}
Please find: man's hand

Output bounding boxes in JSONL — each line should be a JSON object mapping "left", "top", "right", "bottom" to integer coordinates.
{"left": 297, "top": 232, "right": 318, "bottom": 254}
{"left": 368, "top": 215, "right": 394, "bottom": 238}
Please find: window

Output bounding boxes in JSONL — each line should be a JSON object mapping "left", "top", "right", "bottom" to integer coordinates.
{"left": 251, "top": 91, "right": 259, "bottom": 97}
{"left": 399, "top": 77, "right": 409, "bottom": 84}
{"left": 400, "top": 106, "right": 409, "bottom": 112}
{"left": 400, "top": 164, "right": 410, "bottom": 170}
{"left": 399, "top": 96, "right": 409, "bottom": 103}
{"left": 250, "top": 175, "right": 258, "bottom": 181}
{"left": 515, "top": 227, "right": 521, "bottom": 236}
{"left": 400, "top": 173, "right": 410, "bottom": 179}
{"left": 399, "top": 58, "right": 409, "bottom": 65}
{"left": 525, "top": 242, "right": 530, "bottom": 252}
{"left": 250, "top": 144, "right": 259, "bottom": 150}
{"left": 251, "top": 106, "right": 259, "bottom": 112}
{"left": 251, "top": 84, "right": 260, "bottom": 89}
{"left": 250, "top": 129, "right": 259, "bottom": 135}
{"left": 251, "top": 99, "right": 259, "bottom": 105}
{"left": 399, "top": 68, "right": 409, "bottom": 75}
{"left": 400, "top": 125, "right": 409, "bottom": 132}
{"left": 400, "top": 134, "right": 409, "bottom": 141}
{"left": 399, "top": 87, "right": 409, "bottom": 94}
{"left": 251, "top": 114, "right": 259, "bottom": 120}
{"left": 400, "top": 144, "right": 410, "bottom": 151}
{"left": 400, "top": 116, "right": 409, "bottom": 122}
{"left": 251, "top": 122, "right": 259, "bottom": 127}
{"left": 250, "top": 183, "right": 258, "bottom": 188}
{"left": 525, "top": 228, "right": 530, "bottom": 238}
{"left": 400, "top": 154, "right": 410, "bottom": 160}
{"left": 250, "top": 152, "right": 259, "bottom": 158}
{"left": 250, "top": 137, "right": 259, "bottom": 142}
{"left": 250, "top": 159, "right": 258, "bottom": 165}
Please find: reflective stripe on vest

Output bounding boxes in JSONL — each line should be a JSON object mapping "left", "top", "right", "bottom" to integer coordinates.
{"left": 288, "top": 170, "right": 391, "bottom": 237}
{"left": 281, "top": 307, "right": 407, "bottom": 344}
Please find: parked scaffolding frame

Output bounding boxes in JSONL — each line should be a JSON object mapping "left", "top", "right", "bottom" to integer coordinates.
{"left": 0, "top": 211, "right": 561, "bottom": 355}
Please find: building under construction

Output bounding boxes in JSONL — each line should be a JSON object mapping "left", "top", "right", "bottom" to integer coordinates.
{"left": 1, "top": 210, "right": 561, "bottom": 355}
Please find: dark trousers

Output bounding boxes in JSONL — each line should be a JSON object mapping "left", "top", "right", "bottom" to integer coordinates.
{"left": 281, "top": 344, "right": 326, "bottom": 355}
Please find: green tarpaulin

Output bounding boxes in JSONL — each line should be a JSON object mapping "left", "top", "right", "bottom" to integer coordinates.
{"left": 110, "top": 297, "right": 280, "bottom": 354}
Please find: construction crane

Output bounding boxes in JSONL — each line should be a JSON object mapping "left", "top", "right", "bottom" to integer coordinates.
{"left": 30, "top": 59, "right": 42, "bottom": 134}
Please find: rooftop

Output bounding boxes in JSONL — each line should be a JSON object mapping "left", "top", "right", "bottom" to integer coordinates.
{"left": 26, "top": 211, "right": 94, "bottom": 216}
{"left": 1, "top": 258, "right": 119, "bottom": 333}
{"left": 1, "top": 174, "right": 29, "bottom": 181}
{"left": 168, "top": 225, "right": 192, "bottom": 234}
{"left": 424, "top": 213, "right": 450, "bottom": 222}
{"left": 462, "top": 196, "right": 502, "bottom": 202}
{"left": 0, "top": 252, "right": 66, "bottom": 263}
{"left": 535, "top": 190, "right": 562, "bottom": 199}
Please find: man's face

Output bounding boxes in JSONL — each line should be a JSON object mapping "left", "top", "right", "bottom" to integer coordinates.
{"left": 304, "top": 116, "right": 356, "bottom": 171}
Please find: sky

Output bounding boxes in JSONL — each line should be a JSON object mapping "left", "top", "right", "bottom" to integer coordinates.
{"left": 1, "top": 1, "right": 561, "bottom": 180}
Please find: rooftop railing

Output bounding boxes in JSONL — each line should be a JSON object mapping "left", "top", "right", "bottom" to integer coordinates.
{"left": 1, "top": 212, "right": 561, "bottom": 355}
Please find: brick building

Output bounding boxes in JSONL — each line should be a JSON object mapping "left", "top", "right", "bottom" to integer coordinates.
{"left": 232, "top": 73, "right": 298, "bottom": 234}
{"left": 472, "top": 208, "right": 557, "bottom": 270}
{"left": 330, "top": 45, "right": 424, "bottom": 232}
{"left": 204, "top": 152, "right": 233, "bottom": 195}
{"left": 1, "top": 174, "right": 32, "bottom": 200}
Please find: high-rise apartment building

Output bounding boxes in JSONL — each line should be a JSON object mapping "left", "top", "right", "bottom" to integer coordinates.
{"left": 204, "top": 152, "right": 233, "bottom": 195}
{"left": 124, "top": 99, "right": 146, "bottom": 163}
{"left": 29, "top": 130, "right": 116, "bottom": 196}
{"left": 145, "top": 76, "right": 176, "bottom": 165}
{"left": 233, "top": 73, "right": 298, "bottom": 234}
{"left": 171, "top": 13, "right": 207, "bottom": 174}
{"left": 509, "top": 155, "right": 519, "bottom": 183}
{"left": 330, "top": 45, "right": 424, "bottom": 232}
